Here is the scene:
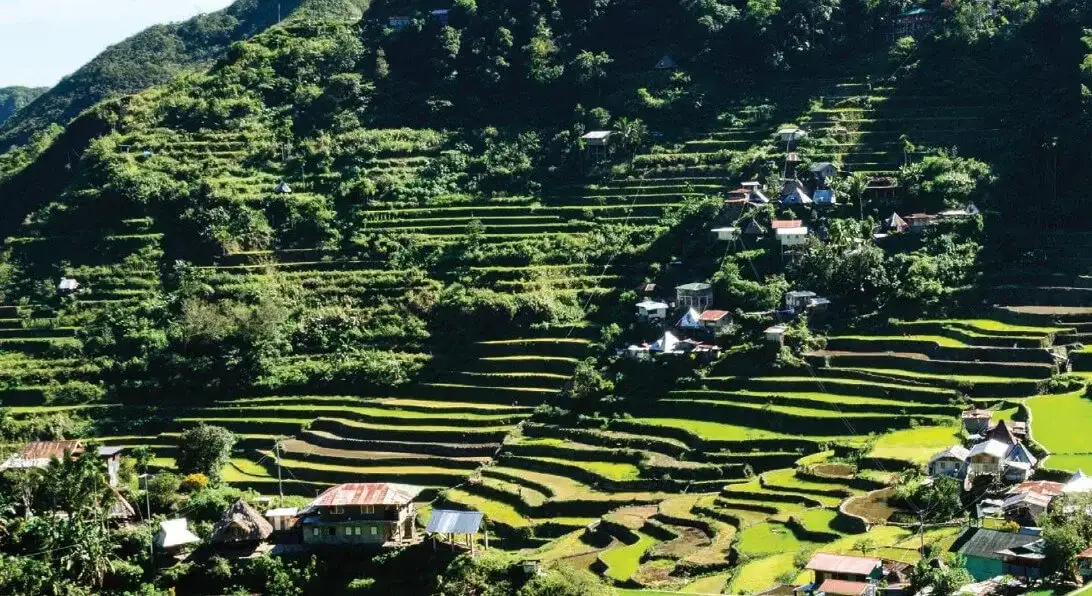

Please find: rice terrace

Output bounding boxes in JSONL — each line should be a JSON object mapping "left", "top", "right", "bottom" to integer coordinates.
{"left": 1, "top": 0, "right": 1092, "bottom": 594}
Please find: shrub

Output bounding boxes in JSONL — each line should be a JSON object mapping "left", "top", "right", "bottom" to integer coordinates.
{"left": 180, "top": 473, "right": 210, "bottom": 493}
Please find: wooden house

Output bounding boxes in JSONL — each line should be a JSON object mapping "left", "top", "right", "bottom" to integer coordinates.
{"left": 636, "top": 300, "right": 669, "bottom": 322}
{"left": 698, "top": 310, "right": 732, "bottom": 333}
{"left": 883, "top": 212, "right": 909, "bottom": 234}
{"left": 798, "top": 553, "right": 882, "bottom": 596}
{"left": 904, "top": 213, "right": 936, "bottom": 233}
{"left": 211, "top": 499, "right": 274, "bottom": 547}
{"left": 742, "top": 181, "right": 770, "bottom": 203}
{"left": 967, "top": 439, "right": 1009, "bottom": 478}
{"left": 581, "top": 131, "right": 614, "bottom": 161}
{"left": 300, "top": 483, "right": 423, "bottom": 546}
{"left": 927, "top": 446, "right": 968, "bottom": 479}
{"left": 952, "top": 527, "right": 1042, "bottom": 581}
{"left": 265, "top": 507, "right": 299, "bottom": 532}
{"left": 810, "top": 162, "right": 837, "bottom": 183}
{"left": 894, "top": 7, "right": 934, "bottom": 38}
{"left": 784, "top": 290, "right": 817, "bottom": 312}
{"left": 743, "top": 220, "right": 766, "bottom": 236}
{"left": 962, "top": 409, "right": 992, "bottom": 435}
{"left": 430, "top": 9, "right": 450, "bottom": 25}
{"left": 765, "top": 324, "right": 789, "bottom": 346}
{"left": 0, "top": 440, "right": 85, "bottom": 471}
{"left": 1002, "top": 491, "right": 1051, "bottom": 526}
{"left": 675, "top": 283, "right": 713, "bottom": 311}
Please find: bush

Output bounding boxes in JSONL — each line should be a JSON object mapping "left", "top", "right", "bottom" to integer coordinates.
{"left": 180, "top": 473, "right": 210, "bottom": 493}
{"left": 176, "top": 424, "right": 235, "bottom": 483}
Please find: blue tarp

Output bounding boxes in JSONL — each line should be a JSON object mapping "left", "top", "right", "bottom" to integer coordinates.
{"left": 426, "top": 509, "right": 484, "bottom": 534}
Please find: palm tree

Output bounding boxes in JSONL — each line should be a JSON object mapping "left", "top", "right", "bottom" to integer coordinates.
{"left": 614, "top": 117, "right": 649, "bottom": 160}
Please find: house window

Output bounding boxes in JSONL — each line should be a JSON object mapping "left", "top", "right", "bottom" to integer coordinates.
{"left": 363, "top": 505, "right": 375, "bottom": 514}
{"left": 370, "top": 526, "right": 378, "bottom": 535}
{"left": 333, "top": 505, "right": 344, "bottom": 514}
{"left": 312, "top": 528, "right": 319, "bottom": 536}
{"left": 354, "top": 527, "right": 362, "bottom": 535}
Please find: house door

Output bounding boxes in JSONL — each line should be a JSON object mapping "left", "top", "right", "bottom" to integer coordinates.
{"left": 403, "top": 517, "right": 414, "bottom": 540}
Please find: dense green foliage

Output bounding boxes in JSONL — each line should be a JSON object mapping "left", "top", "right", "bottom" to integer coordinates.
{"left": 0, "top": 0, "right": 370, "bottom": 153}
{"left": 0, "top": 87, "right": 47, "bottom": 127}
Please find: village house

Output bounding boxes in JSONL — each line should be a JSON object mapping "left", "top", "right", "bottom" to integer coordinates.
{"left": 1003, "top": 443, "right": 1038, "bottom": 483}
{"left": 796, "top": 553, "right": 882, "bottom": 596}
{"left": 784, "top": 290, "right": 817, "bottom": 313}
{"left": 624, "top": 344, "right": 651, "bottom": 360}
{"left": 711, "top": 227, "right": 740, "bottom": 242}
{"left": 58, "top": 277, "right": 80, "bottom": 292}
{"left": 1008, "top": 480, "right": 1065, "bottom": 499}
{"left": 1064, "top": 469, "right": 1092, "bottom": 494}
{"left": 894, "top": 7, "right": 935, "bottom": 38}
{"left": 98, "top": 446, "right": 125, "bottom": 487}
{"left": 698, "top": 310, "right": 732, "bottom": 334}
{"left": 962, "top": 409, "right": 992, "bottom": 435}
{"left": 387, "top": 15, "right": 412, "bottom": 30}
{"left": 865, "top": 176, "right": 900, "bottom": 202}
{"left": 654, "top": 55, "right": 677, "bottom": 70}
{"left": 636, "top": 299, "right": 669, "bottom": 322}
{"left": 581, "top": 131, "right": 614, "bottom": 161}
{"left": 765, "top": 324, "right": 789, "bottom": 346}
{"left": 987, "top": 420, "right": 1018, "bottom": 446}
{"left": 274, "top": 181, "right": 293, "bottom": 194}
{"left": 650, "top": 332, "right": 681, "bottom": 354}
{"left": 676, "top": 283, "right": 714, "bottom": 311}
{"left": 904, "top": 213, "right": 936, "bottom": 233}
{"left": 107, "top": 488, "right": 137, "bottom": 524}
{"left": 775, "top": 225, "right": 809, "bottom": 248}
{"left": 300, "top": 483, "right": 423, "bottom": 546}
{"left": 1002, "top": 491, "right": 1051, "bottom": 526}
{"left": 211, "top": 499, "right": 274, "bottom": 548}
{"left": 927, "top": 445, "right": 968, "bottom": 479}
{"left": 883, "top": 212, "right": 909, "bottom": 234}
{"left": 782, "top": 187, "right": 813, "bottom": 205}
{"left": 429, "top": 9, "right": 450, "bottom": 26}
{"left": 1078, "top": 546, "right": 1092, "bottom": 582}
{"left": 938, "top": 203, "right": 980, "bottom": 219}
{"left": 635, "top": 282, "right": 657, "bottom": 296}
{"left": 676, "top": 308, "right": 702, "bottom": 330}
{"left": 155, "top": 518, "right": 201, "bottom": 553}
{"left": 0, "top": 439, "right": 85, "bottom": 471}
{"left": 951, "top": 527, "right": 1042, "bottom": 581}
{"left": 742, "top": 181, "right": 770, "bottom": 203}
{"left": 777, "top": 127, "right": 807, "bottom": 143}
{"left": 810, "top": 162, "right": 837, "bottom": 184}
{"left": 265, "top": 507, "right": 300, "bottom": 533}
{"left": 813, "top": 189, "right": 837, "bottom": 206}
{"left": 967, "top": 439, "right": 1010, "bottom": 478}
{"left": 996, "top": 538, "right": 1047, "bottom": 582}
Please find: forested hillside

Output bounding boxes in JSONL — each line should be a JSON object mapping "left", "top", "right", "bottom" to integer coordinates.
{"left": 0, "top": 87, "right": 47, "bottom": 126}
{"left": 2, "top": 0, "right": 1092, "bottom": 593}
{"left": 0, "top": 0, "right": 370, "bottom": 153}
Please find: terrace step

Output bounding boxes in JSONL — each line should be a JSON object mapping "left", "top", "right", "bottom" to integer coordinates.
{"left": 301, "top": 429, "right": 501, "bottom": 458}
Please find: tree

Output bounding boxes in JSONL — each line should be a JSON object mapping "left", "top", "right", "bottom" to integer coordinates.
{"left": 852, "top": 537, "right": 877, "bottom": 557}
{"left": 908, "top": 554, "right": 973, "bottom": 596}
{"left": 517, "top": 563, "right": 615, "bottom": 596}
{"left": 571, "top": 51, "right": 612, "bottom": 97}
{"left": 35, "top": 450, "right": 109, "bottom": 518}
{"left": 176, "top": 424, "right": 235, "bottom": 483}
{"left": 565, "top": 358, "right": 613, "bottom": 401}
{"left": 1040, "top": 493, "right": 1092, "bottom": 578}
{"left": 613, "top": 117, "right": 649, "bottom": 160}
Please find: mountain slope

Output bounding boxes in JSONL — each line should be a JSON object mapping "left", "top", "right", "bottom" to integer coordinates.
{"left": 0, "top": 0, "right": 369, "bottom": 153}
{"left": 0, "top": 87, "right": 48, "bottom": 126}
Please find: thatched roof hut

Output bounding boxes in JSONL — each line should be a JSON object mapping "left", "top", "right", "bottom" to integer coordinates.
{"left": 211, "top": 499, "right": 273, "bottom": 544}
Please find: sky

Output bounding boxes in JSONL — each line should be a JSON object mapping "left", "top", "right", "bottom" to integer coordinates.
{"left": 0, "top": 0, "right": 236, "bottom": 88}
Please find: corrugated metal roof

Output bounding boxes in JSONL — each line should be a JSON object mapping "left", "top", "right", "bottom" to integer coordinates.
{"left": 426, "top": 509, "right": 484, "bottom": 534}
{"left": 952, "top": 527, "right": 1038, "bottom": 560}
{"left": 818, "top": 579, "right": 871, "bottom": 596}
{"left": 806, "top": 553, "right": 881, "bottom": 575}
{"left": 307, "top": 483, "right": 424, "bottom": 508}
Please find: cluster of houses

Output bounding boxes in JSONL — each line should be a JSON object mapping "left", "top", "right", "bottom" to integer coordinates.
{"left": 629, "top": 282, "right": 828, "bottom": 359}
{"left": 878, "top": 204, "right": 980, "bottom": 237}
{"left": 0, "top": 439, "right": 487, "bottom": 560}
{"left": 630, "top": 282, "right": 727, "bottom": 361}
{"left": 926, "top": 412, "right": 1035, "bottom": 486}
{"left": 155, "top": 481, "right": 487, "bottom": 557}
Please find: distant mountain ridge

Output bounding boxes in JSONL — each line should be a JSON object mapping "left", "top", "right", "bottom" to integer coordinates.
{"left": 0, "top": 0, "right": 369, "bottom": 153}
{"left": 0, "top": 87, "right": 48, "bottom": 127}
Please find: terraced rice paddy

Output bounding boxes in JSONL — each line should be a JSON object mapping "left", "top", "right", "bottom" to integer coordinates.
{"left": 0, "top": 66, "right": 1077, "bottom": 594}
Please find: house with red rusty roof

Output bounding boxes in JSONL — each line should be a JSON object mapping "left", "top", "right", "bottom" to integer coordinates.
{"left": 795, "top": 553, "right": 882, "bottom": 596}
{"left": 0, "top": 440, "right": 85, "bottom": 471}
{"left": 697, "top": 309, "right": 732, "bottom": 333}
{"left": 300, "top": 483, "right": 424, "bottom": 546}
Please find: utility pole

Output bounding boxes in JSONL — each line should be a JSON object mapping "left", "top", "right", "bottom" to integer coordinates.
{"left": 140, "top": 473, "right": 154, "bottom": 566}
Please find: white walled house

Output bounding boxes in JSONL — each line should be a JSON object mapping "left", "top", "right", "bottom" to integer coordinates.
{"left": 636, "top": 300, "right": 669, "bottom": 321}
{"left": 775, "top": 226, "right": 809, "bottom": 248}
